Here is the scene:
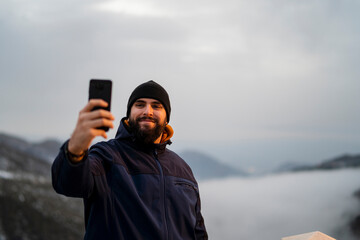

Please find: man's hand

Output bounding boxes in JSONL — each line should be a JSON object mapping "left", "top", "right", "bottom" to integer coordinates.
{"left": 68, "top": 99, "right": 115, "bottom": 160}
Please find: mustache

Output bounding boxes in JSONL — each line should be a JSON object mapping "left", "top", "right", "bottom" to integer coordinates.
{"left": 136, "top": 116, "right": 157, "bottom": 123}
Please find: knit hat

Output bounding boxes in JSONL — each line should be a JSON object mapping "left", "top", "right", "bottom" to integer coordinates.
{"left": 127, "top": 80, "right": 171, "bottom": 122}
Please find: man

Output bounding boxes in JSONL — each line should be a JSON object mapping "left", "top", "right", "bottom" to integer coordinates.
{"left": 52, "top": 80, "right": 208, "bottom": 239}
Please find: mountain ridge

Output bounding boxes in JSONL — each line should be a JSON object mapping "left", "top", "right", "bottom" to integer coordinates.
{"left": 179, "top": 150, "right": 247, "bottom": 180}
{"left": 0, "top": 132, "right": 245, "bottom": 181}
{"left": 1, "top": 132, "right": 360, "bottom": 239}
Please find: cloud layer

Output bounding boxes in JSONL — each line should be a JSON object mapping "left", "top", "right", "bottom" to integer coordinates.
{"left": 200, "top": 169, "right": 360, "bottom": 240}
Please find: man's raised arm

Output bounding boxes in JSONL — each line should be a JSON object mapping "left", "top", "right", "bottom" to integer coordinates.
{"left": 51, "top": 99, "right": 114, "bottom": 197}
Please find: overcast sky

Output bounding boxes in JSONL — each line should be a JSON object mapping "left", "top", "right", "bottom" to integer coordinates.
{"left": 1, "top": 0, "right": 359, "bottom": 171}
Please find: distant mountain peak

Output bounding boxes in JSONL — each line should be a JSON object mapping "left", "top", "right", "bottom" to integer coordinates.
{"left": 277, "top": 153, "right": 360, "bottom": 173}
{"left": 179, "top": 149, "right": 247, "bottom": 180}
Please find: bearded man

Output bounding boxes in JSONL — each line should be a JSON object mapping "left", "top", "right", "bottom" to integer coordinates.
{"left": 52, "top": 80, "right": 208, "bottom": 240}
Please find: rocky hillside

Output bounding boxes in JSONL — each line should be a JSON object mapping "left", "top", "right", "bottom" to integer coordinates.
{"left": 350, "top": 189, "right": 360, "bottom": 237}
{"left": 0, "top": 133, "right": 84, "bottom": 240}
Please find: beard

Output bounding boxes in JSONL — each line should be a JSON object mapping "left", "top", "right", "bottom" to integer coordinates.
{"left": 128, "top": 116, "right": 167, "bottom": 145}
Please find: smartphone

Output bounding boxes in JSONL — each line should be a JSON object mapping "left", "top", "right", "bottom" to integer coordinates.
{"left": 88, "top": 79, "right": 112, "bottom": 131}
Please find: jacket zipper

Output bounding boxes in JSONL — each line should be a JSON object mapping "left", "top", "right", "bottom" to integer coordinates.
{"left": 154, "top": 149, "right": 169, "bottom": 240}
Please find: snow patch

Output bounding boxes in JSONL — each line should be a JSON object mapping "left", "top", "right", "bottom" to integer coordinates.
{"left": 0, "top": 170, "right": 14, "bottom": 180}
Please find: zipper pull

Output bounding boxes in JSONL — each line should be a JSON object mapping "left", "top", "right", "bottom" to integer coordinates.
{"left": 153, "top": 149, "right": 158, "bottom": 158}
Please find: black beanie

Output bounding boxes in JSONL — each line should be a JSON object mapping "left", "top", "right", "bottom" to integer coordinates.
{"left": 127, "top": 80, "right": 171, "bottom": 122}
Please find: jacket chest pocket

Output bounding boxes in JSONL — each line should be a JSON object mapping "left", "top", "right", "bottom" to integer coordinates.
{"left": 167, "top": 180, "right": 199, "bottom": 226}
{"left": 172, "top": 181, "right": 199, "bottom": 205}
{"left": 174, "top": 181, "right": 198, "bottom": 192}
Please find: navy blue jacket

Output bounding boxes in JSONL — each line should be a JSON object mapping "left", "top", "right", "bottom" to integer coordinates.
{"left": 52, "top": 119, "right": 208, "bottom": 239}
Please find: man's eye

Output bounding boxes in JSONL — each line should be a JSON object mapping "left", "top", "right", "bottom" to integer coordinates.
{"left": 135, "top": 103, "right": 145, "bottom": 107}
{"left": 152, "top": 104, "right": 163, "bottom": 109}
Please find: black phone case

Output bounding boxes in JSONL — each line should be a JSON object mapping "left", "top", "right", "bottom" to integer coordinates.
{"left": 89, "top": 79, "right": 112, "bottom": 131}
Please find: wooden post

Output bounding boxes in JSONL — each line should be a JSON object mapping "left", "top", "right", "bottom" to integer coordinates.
{"left": 282, "top": 231, "right": 336, "bottom": 240}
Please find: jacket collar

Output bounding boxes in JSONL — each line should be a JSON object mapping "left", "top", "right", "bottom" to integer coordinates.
{"left": 115, "top": 117, "right": 133, "bottom": 140}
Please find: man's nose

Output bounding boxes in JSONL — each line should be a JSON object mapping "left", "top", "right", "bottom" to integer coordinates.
{"left": 143, "top": 104, "right": 153, "bottom": 116}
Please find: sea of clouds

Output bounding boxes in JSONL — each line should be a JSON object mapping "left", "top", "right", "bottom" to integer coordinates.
{"left": 199, "top": 169, "right": 360, "bottom": 240}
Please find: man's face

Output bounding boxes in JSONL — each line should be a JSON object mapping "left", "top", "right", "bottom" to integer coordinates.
{"left": 128, "top": 98, "right": 167, "bottom": 144}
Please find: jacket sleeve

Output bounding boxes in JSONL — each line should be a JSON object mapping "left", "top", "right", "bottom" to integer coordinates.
{"left": 195, "top": 193, "right": 208, "bottom": 239}
{"left": 51, "top": 140, "right": 94, "bottom": 198}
